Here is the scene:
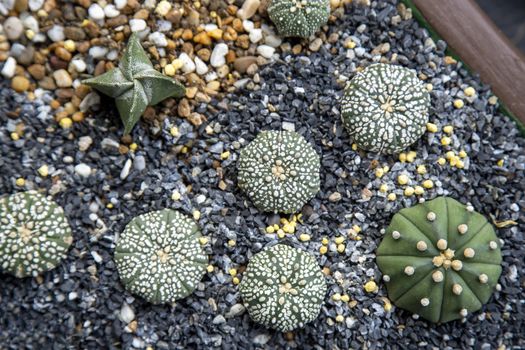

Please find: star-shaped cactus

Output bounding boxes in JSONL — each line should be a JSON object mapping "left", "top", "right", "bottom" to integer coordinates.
{"left": 82, "top": 33, "right": 186, "bottom": 134}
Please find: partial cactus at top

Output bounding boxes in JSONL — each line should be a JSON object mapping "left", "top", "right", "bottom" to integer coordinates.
{"left": 240, "top": 244, "right": 327, "bottom": 331}
{"left": 0, "top": 191, "right": 73, "bottom": 278}
{"left": 114, "top": 209, "right": 208, "bottom": 304}
{"left": 268, "top": 0, "right": 330, "bottom": 38}
{"left": 83, "top": 33, "right": 185, "bottom": 134}
{"left": 237, "top": 130, "right": 320, "bottom": 213}
{"left": 376, "top": 197, "right": 502, "bottom": 323}
{"left": 341, "top": 63, "right": 430, "bottom": 154}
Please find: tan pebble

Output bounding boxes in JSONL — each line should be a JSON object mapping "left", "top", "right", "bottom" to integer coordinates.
{"left": 177, "top": 98, "right": 191, "bottom": 117}
{"left": 237, "top": 0, "right": 260, "bottom": 20}
{"left": 27, "top": 64, "right": 46, "bottom": 80}
{"left": 55, "top": 47, "right": 72, "bottom": 61}
{"left": 234, "top": 56, "right": 258, "bottom": 73}
{"left": 11, "top": 76, "right": 30, "bottom": 93}
{"left": 194, "top": 31, "right": 212, "bottom": 45}
{"left": 185, "top": 87, "right": 198, "bottom": 99}
{"left": 197, "top": 48, "right": 211, "bottom": 62}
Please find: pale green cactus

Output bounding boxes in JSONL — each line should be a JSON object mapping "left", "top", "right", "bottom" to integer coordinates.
{"left": 82, "top": 33, "right": 185, "bottom": 134}
{"left": 114, "top": 209, "right": 208, "bottom": 304}
{"left": 0, "top": 191, "right": 73, "bottom": 278}
{"left": 376, "top": 197, "right": 502, "bottom": 323}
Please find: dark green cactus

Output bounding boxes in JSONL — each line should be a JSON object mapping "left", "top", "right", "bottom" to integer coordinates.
{"left": 83, "top": 33, "right": 185, "bottom": 134}
{"left": 376, "top": 197, "right": 502, "bottom": 323}
{"left": 268, "top": 0, "right": 330, "bottom": 38}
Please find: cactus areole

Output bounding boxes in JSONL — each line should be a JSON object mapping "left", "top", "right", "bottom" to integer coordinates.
{"left": 115, "top": 209, "right": 208, "bottom": 304}
{"left": 0, "top": 191, "right": 73, "bottom": 278}
{"left": 341, "top": 63, "right": 430, "bottom": 154}
{"left": 240, "top": 244, "right": 327, "bottom": 331}
{"left": 237, "top": 130, "right": 321, "bottom": 213}
{"left": 376, "top": 197, "right": 502, "bottom": 323}
{"left": 268, "top": 0, "right": 330, "bottom": 38}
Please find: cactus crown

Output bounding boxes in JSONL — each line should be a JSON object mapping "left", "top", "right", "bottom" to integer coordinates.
{"left": 341, "top": 63, "right": 430, "bottom": 154}
{"left": 237, "top": 130, "right": 320, "bottom": 213}
{"left": 114, "top": 209, "right": 208, "bottom": 304}
{"left": 376, "top": 197, "right": 502, "bottom": 323}
{"left": 240, "top": 244, "right": 327, "bottom": 331}
{"left": 268, "top": 0, "right": 330, "bottom": 38}
{"left": 82, "top": 33, "right": 185, "bottom": 134}
{"left": 0, "top": 191, "right": 73, "bottom": 278}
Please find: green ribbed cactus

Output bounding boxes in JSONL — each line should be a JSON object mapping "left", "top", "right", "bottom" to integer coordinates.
{"left": 0, "top": 191, "right": 73, "bottom": 278}
{"left": 114, "top": 209, "right": 208, "bottom": 304}
{"left": 376, "top": 197, "right": 502, "bottom": 323}
{"left": 237, "top": 130, "right": 320, "bottom": 213}
{"left": 268, "top": 0, "right": 330, "bottom": 38}
{"left": 83, "top": 33, "right": 185, "bottom": 134}
{"left": 240, "top": 244, "right": 327, "bottom": 331}
{"left": 341, "top": 63, "right": 430, "bottom": 154}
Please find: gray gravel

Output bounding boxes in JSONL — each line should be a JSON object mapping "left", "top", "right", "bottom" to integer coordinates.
{"left": 1, "top": 1, "right": 524, "bottom": 349}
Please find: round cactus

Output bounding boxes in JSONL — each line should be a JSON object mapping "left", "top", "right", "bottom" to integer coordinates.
{"left": 268, "top": 0, "right": 330, "bottom": 38}
{"left": 376, "top": 197, "right": 502, "bottom": 323}
{"left": 341, "top": 63, "right": 430, "bottom": 154}
{"left": 237, "top": 130, "right": 320, "bottom": 214}
{"left": 0, "top": 191, "right": 73, "bottom": 278}
{"left": 240, "top": 244, "right": 327, "bottom": 331}
{"left": 114, "top": 209, "right": 208, "bottom": 304}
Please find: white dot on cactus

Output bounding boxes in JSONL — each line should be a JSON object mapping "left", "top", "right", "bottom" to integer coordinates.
{"left": 463, "top": 248, "right": 475, "bottom": 258}
{"left": 416, "top": 241, "right": 427, "bottom": 251}
{"left": 432, "top": 270, "right": 444, "bottom": 282}
{"left": 383, "top": 275, "right": 390, "bottom": 282}
{"left": 466, "top": 204, "right": 474, "bottom": 212}
{"left": 426, "top": 212, "right": 436, "bottom": 221}
{"left": 451, "top": 260, "right": 463, "bottom": 271}
{"left": 404, "top": 266, "right": 415, "bottom": 276}
{"left": 479, "top": 274, "right": 488, "bottom": 284}
{"left": 436, "top": 239, "right": 447, "bottom": 250}
{"left": 452, "top": 284, "right": 463, "bottom": 295}
{"left": 489, "top": 241, "right": 498, "bottom": 250}
{"left": 457, "top": 224, "right": 468, "bottom": 234}
{"left": 460, "top": 308, "right": 468, "bottom": 317}
{"left": 420, "top": 298, "right": 430, "bottom": 307}
{"left": 392, "top": 231, "right": 401, "bottom": 240}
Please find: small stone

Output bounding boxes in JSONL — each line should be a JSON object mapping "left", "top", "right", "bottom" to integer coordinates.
{"left": 178, "top": 53, "right": 196, "bottom": 73}
{"left": 119, "top": 303, "right": 135, "bottom": 324}
{"left": 47, "top": 25, "right": 65, "bottom": 42}
{"left": 88, "top": 46, "right": 108, "bottom": 59}
{"left": 28, "top": 0, "right": 44, "bottom": 11}
{"left": 78, "top": 136, "right": 93, "bottom": 152}
{"left": 64, "top": 26, "right": 86, "bottom": 41}
{"left": 225, "top": 303, "right": 246, "bottom": 318}
{"left": 309, "top": 38, "right": 323, "bottom": 52}
{"left": 194, "top": 57, "right": 208, "bottom": 75}
{"left": 134, "top": 156, "right": 146, "bottom": 171}
{"left": 234, "top": 56, "right": 258, "bottom": 74}
{"left": 210, "top": 43, "right": 228, "bottom": 68}
{"left": 71, "top": 59, "right": 87, "bottom": 72}
{"left": 249, "top": 29, "right": 263, "bottom": 43}
{"left": 115, "top": 0, "right": 127, "bottom": 9}
{"left": 238, "top": 0, "right": 260, "bottom": 20}
{"left": 104, "top": 4, "right": 119, "bottom": 17}
{"left": 149, "top": 32, "right": 168, "bottom": 47}
{"left": 88, "top": 4, "right": 105, "bottom": 20}
{"left": 129, "top": 19, "right": 147, "bottom": 32}
{"left": 75, "top": 163, "right": 92, "bottom": 178}
{"left": 11, "top": 76, "right": 30, "bottom": 93}
{"left": 53, "top": 69, "right": 72, "bottom": 88}
{"left": 1, "top": 57, "right": 17, "bottom": 78}
{"left": 4, "top": 17, "right": 24, "bottom": 41}
{"left": 257, "top": 45, "right": 275, "bottom": 58}
{"left": 120, "top": 159, "right": 132, "bottom": 180}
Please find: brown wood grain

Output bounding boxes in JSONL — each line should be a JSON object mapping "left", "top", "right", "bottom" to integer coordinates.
{"left": 413, "top": 0, "right": 525, "bottom": 125}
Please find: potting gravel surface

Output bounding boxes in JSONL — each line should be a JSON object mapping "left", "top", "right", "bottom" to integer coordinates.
{"left": 1, "top": 1, "right": 524, "bottom": 349}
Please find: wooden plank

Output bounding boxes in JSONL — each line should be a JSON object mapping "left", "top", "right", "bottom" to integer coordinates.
{"left": 412, "top": 0, "right": 525, "bottom": 125}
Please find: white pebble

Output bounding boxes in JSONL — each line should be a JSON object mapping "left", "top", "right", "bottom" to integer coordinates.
{"left": 264, "top": 34, "right": 282, "bottom": 48}
{"left": 91, "top": 251, "right": 103, "bottom": 263}
{"left": 78, "top": 136, "right": 93, "bottom": 152}
{"left": 1, "top": 57, "right": 17, "bottom": 78}
{"left": 194, "top": 57, "right": 208, "bottom": 75}
{"left": 129, "top": 19, "right": 146, "bottom": 32}
{"left": 22, "top": 16, "right": 39, "bottom": 33}
{"left": 71, "top": 59, "right": 87, "bottom": 73}
{"left": 210, "top": 43, "right": 228, "bottom": 68}
{"left": 53, "top": 69, "right": 72, "bottom": 87}
{"left": 115, "top": 0, "right": 127, "bottom": 10}
{"left": 89, "top": 46, "right": 109, "bottom": 59}
{"left": 242, "top": 20, "right": 255, "bottom": 32}
{"left": 178, "top": 53, "right": 196, "bottom": 73}
{"left": 75, "top": 163, "right": 92, "bottom": 178}
{"left": 120, "top": 159, "right": 132, "bottom": 180}
{"left": 119, "top": 303, "right": 135, "bottom": 324}
{"left": 88, "top": 4, "right": 105, "bottom": 20}
{"left": 148, "top": 32, "right": 167, "bottom": 47}
{"left": 249, "top": 29, "right": 263, "bottom": 43}
{"left": 257, "top": 45, "right": 275, "bottom": 59}
{"left": 47, "top": 25, "right": 65, "bottom": 42}
{"left": 104, "top": 4, "right": 120, "bottom": 18}
{"left": 4, "top": 17, "right": 24, "bottom": 40}
{"left": 237, "top": 0, "right": 260, "bottom": 20}
{"left": 28, "top": 0, "right": 44, "bottom": 11}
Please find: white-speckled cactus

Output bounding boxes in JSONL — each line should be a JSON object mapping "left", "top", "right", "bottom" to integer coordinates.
{"left": 268, "top": 0, "right": 330, "bottom": 38}
{"left": 240, "top": 244, "right": 327, "bottom": 332}
{"left": 341, "top": 63, "right": 430, "bottom": 154}
{"left": 237, "top": 130, "right": 320, "bottom": 213}
{"left": 377, "top": 197, "right": 502, "bottom": 323}
{"left": 0, "top": 191, "right": 73, "bottom": 278}
{"left": 114, "top": 209, "right": 208, "bottom": 304}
